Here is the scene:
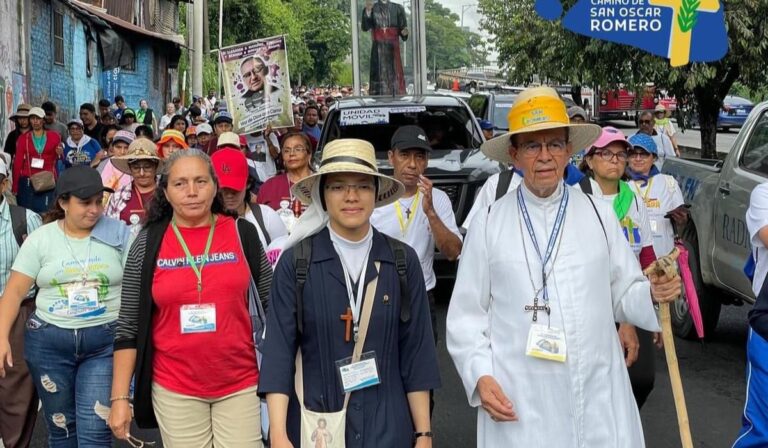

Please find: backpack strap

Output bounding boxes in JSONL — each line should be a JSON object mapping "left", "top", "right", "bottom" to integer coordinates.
{"left": 584, "top": 194, "right": 608, "bottom": 245}
{"left": 248, "top": 203, "right": 271, "bottom": 245}
{"left": 9, "top": 205, "right": 28, "bottom": 247}
{"left": 293, "top": 237, "right": 313, "bottom": 336}
{"left": 495, "top": 170, "right": 514, "bottom": 201}
{"left": 384, "top": 235, "right": 410, "bottom": 322}
{"left": 578, "top": 176, "right": 593, "bottom": 195}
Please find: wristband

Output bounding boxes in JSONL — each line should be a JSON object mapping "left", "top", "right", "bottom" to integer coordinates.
{"left": 110, "top": 395, "right": 131, "bottom": 402}
{"left": 414, "top": 431, "right": 433, "bottom": 439}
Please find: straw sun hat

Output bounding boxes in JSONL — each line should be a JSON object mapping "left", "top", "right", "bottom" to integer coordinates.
{"left": 481, "top": 86, "right": 602, "bottom": 164}
{"left": 291, "top": 138, "right": 405, "bottom": 207}
{"left": 111, "top": 138, "right": 164, "bottom": 175}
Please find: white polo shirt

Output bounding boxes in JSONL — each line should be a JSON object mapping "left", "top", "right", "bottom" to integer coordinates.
{"left": 371, "top": 188, "right": 462, "bottom": 290}
{"left": 630, "top": 174, "right": 685, "bottom": 258}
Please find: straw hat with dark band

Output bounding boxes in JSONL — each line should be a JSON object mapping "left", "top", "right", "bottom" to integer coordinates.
{"left": 112, "top": 138, "right": 164, "bottom": 175}
{"left": 481, "top": 86, "right": 602, "bottom": 164}
{"left": 291, "top": 138, "right": 404, "bottom": 207}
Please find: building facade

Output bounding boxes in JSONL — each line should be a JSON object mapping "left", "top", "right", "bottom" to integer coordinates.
{"left": 0, "top": 0, "right": 184, "bottom": 144}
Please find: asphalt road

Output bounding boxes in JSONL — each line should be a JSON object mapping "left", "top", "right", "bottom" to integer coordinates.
{"left": 20, "top": 296, "right": 750, "bottom": 447}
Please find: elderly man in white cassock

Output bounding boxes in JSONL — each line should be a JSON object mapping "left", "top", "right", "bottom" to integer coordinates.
{"left": 447, "top": 86, "right": 682, "bottom": 448}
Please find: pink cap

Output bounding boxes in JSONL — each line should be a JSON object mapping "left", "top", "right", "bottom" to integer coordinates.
{"left": 589, "top": 126, "right": 632, "bottom": 153}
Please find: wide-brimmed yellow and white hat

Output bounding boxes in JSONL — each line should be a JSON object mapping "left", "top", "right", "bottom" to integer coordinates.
{"left": 481, "top": 86, "right": 602, "bottom": 164}
{"left": 291, "top": 138, "right": 404, "bottom": 207}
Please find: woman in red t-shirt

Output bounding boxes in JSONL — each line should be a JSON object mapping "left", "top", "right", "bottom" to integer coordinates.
{"left": 257, "top": 132, "right": 313, "bottom": 212}
{"left": 110, "top": 149, "right": 273, "bottom": 447}
{"left": 13, "top": 107, "right": 62, "bottom": 213}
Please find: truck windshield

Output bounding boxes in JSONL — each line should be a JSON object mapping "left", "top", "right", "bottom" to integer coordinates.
{"left": 324, "top": 105, "right": 483, "bottom": 159}
{"left": 493, "top": 103, "right": 513, "bottom": 131}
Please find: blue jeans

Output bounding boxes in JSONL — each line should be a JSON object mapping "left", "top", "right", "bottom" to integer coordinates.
{"left": 24, "top": 313, "right": 115, "bottom": 448}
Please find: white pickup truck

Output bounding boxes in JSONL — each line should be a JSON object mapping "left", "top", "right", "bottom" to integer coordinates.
{"left": 662, "top": 100, "right": 768, "bottom": 338}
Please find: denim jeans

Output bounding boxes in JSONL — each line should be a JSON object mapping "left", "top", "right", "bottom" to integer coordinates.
{"left": 24, "top": 312, "right": 115, "bottom": 447}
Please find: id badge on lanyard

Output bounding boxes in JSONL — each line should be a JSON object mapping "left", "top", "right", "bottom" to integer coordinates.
{"left": 171, "top": 217, "right": 218, "bottom": 335}
{"left": 180, "top": 303, "right": 217, "bottom": 333}
{"left": 526, "top": 324, "right": 567, "bottom": 362}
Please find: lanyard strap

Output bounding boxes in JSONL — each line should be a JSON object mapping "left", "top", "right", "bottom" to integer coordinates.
{"left": 334, "top": 238, "right": 374, "bottom": 342}
{"left": 633, "top": 177, "right": 654, "bottom": 204}
{"left": 394, "top": 191, "right": 420, "bottom": 236}
{"left": 132, "top": 184, "right": 152, "bottom": 212}
{"left": 171, "top": 215, "right": 217, "bottom": 299}
{"left": 517, "top": 186, "right": 569, "bottom": 311}
{"left": 517, "top": 186, "right": 569, "bottom": 268}
{"left": 61, "top": 222, "right": 93, "bottom": 285}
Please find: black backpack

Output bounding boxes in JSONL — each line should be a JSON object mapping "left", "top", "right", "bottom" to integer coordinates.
{"left": 9, "top": 204, "right": 28, "bottom": 247}
{"left": 248, "top": 203, "right": 272, "bottom": 246}
{"left": 494, "top": 170, "right": 515, "bottom": 201}
{"left": 293, "top": 233, "right": 411, "bottom": 336}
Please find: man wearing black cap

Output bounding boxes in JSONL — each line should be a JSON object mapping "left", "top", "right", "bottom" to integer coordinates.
{"left": 371, "top": 125, "right": 463, "bottom": 344}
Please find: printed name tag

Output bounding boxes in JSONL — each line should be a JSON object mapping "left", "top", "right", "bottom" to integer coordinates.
{"left": 67, "top": 286, "right": 100, "bottom": 317}
{"left": 336, "top": 351, "right": 380, "bottom": 393}
{"left": 180, "top": 304, "right": 217, "bottom": 334}
{"left": 526, "top": 324, "right": 567, "bottom": 362}
{"left": 31, "top": 158, "right": 44, "bottom": 169}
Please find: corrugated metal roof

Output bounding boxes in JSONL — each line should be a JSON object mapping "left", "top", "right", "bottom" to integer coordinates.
{"left": 70, "top": 0, "right": 185, "bottom": 46}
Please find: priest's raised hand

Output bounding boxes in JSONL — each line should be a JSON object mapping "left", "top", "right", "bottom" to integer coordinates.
{"left": 649, "top": 273, "right": 682, "bottom": 303}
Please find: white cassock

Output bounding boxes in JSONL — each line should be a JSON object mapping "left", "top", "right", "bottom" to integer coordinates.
{"left": 447, "top": 182, "right": 661, "bottom": 448}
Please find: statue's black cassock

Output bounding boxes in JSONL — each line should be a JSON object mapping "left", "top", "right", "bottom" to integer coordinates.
{"left": 361, "top": 0, "right": 408, "bottom": 96}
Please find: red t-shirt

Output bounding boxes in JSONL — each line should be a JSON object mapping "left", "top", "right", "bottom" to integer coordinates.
{"left": 256, "top": 173, "right": 307, "bottom": 215}
{"left": 119, "top": 188, "right": 154, "bottom": 225}
{"left": 257, "top": 173, "right": 291, "bottom": 210}
{"left": 151, "top": 215, "right": 258, "bottom": 398}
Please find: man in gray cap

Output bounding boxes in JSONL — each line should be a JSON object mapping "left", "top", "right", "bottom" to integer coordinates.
{"left": 371, "top": 125, "right": 463, "bottom": 345}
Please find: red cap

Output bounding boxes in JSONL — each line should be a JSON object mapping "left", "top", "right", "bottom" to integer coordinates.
{"left": 239, "top": 134, "right": 248, "bottom": 150}
{"left": 211, "top": 148, "right": 248, "bottom": 191}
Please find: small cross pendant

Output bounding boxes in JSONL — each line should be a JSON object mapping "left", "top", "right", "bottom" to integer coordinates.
{"left": 524, "top": 298, "right": 550, "bottom": 322}
{"left": 340, "top": 307, "right": 354, "bottom": 342}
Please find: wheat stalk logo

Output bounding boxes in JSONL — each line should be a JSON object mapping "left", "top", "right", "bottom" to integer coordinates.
{"left": 677, "top": 0, "right": 701, "bottom": 32}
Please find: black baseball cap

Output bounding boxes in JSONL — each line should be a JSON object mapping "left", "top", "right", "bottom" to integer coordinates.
{"left": 55, "top": 166, "right": 114, "bottom": 199}
{"left": 391, "top": 125, "right": 432, "bottom": 152}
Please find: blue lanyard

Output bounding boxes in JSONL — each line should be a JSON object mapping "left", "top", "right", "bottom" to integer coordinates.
{"left": 518, "top": 185, "right": 569, "bottom": 306}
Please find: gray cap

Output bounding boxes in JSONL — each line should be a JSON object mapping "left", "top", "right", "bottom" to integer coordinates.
{"left": 567, "top": 106, "right": 588, "bottom": 121}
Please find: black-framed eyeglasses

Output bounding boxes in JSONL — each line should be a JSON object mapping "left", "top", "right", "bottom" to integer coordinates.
{"left": 593, "top": 150, "right": 629, "bottom": 161}
{"left": 629, "top": 151, "right": 652, "bottom": 159}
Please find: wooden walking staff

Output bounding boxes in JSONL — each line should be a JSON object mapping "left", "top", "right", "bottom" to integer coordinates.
{"left": 643, "top": 247, "right": 693, "bottom": 448}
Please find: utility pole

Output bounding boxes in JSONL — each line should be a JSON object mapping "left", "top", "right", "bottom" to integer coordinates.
{"left": 192, "top": 0, "right": 204, "bottom": 96}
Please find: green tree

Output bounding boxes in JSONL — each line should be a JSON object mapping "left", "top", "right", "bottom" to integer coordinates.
{"left": 425, "top": 0, "right": 471, "bottom": 72}
{"left": 480, "top": 0, "right": 768, "bottom": 158}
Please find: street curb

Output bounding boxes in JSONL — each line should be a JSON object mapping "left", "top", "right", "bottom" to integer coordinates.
{"left": 680, "top": 144, "right": 728, "bottom": 159}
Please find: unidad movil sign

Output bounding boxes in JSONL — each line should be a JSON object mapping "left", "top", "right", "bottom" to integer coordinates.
{"left": 534, "top": 0, "right": 728, "bottom": 67}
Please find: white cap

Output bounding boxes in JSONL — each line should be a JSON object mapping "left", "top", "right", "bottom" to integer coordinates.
{"left": 196, "top": 123, "right": 213, "bottom": 136}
